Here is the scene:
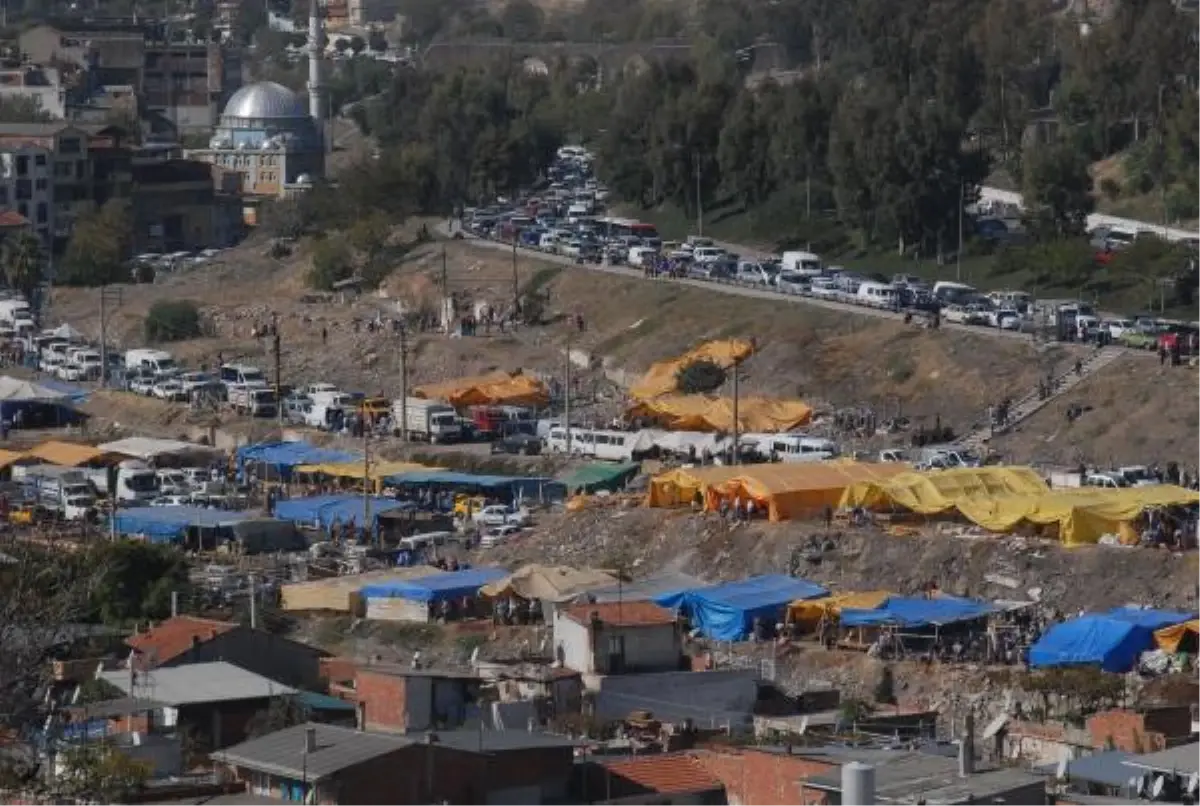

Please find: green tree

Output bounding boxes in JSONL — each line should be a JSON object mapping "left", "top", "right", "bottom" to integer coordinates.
{"left": 246, "top": 696, "right": 309, "bottom": 738}
{"left": 307, "top": 234, "right": 355, "bottom": 290}
{"left": 87, "top": 541, "right": 191, "bottom": 625}
{"left": 348, "top": 35, "right": 366, "bottom": 55}
{"left": 333, "top": 38, "right": 350, "bottom": 55}
{"left": 0, "top": 95, "right": 55, "bottom": 123}
{"left": 55, "top": 744, "right": 150, "bottom": 801}
{"left": 144, "top": 300, "right": 203, "bottom": 343}
{"left": 1022, "top": 141, "right": 1095, "bottom": 237}
{"left": 1, "top": 231, "right": 43, "bottom": 302}
{"left": 675, "top": 360, "right": 727, "bottom": 394}
{"left": 60, "top": 200, "right": 134, "bottom": 286}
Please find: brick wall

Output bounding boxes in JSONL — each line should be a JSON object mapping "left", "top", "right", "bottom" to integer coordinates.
{"left": 321, "top": 657, "right": 359, "bottom": 686}
{"left": 1086, "top": 709, "right": 1178, "bottom": 753}
{"left": 694, "top": 747, "right": 836, "bottom": 805}
{"left": 355, "top": 671, "right": 408, "bottom": 732}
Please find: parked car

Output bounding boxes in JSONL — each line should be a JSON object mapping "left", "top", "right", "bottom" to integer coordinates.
{"left": 490, "top": 434, "right": 542, "bottom": 456}
{"left": 480, "top": 524, "right": 522, "bottom": 549}
{"left": 152, "top": 378, "right": 188, "bottom": 401}
{"left": 473, "top": 505, "right": 530, "bottom": 528}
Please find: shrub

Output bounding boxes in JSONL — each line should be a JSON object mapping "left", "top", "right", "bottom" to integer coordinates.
{"left": 144, "top": 300, "right": 202, "bottom": 343}
{"left": 675, "top": 359, "right": 727, "bottom": 394}
{"left": 307, "top": 235, "right": 355, "bottom": 290}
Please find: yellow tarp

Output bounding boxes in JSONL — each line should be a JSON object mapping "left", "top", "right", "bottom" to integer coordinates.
{"left": 627, "top": 394, "right": 813, "bottom": 433}
{"left": 707, "top": 461, "right": 912, "bottom": 521}
{"left": 630, "top": 339, "right": 755, "bottom": 400}
{"left": 295, "top": 460, "right": 434, "bottom": 481}
{"left": 413, "top": 370, "right": 549, "bottom": 408}
{"left": 23, "top": 440, "right": 108, "bottom": 467}
{"left": 1154, "top": 620, "right": 1199, "bottom": 653}
{"left": 479, "top": 564, "right": 617, "bottom": 603}
{"left": 646, "top": 465, "right": 747, "bottom": 508}
{"left": 0, "top": 449, "right": 24, "bottom": 470}
{"left": 787, "top": 591, "right": 893, "bottom": 630}
{"left": 281, "top": 567, "right": 436, "bottom": 615}
{"left": 838, "top": 466, "right": 1051, "bottom": 513}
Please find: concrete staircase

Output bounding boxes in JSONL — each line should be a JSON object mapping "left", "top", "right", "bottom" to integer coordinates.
{"left": 960, "top": 346, "right": 1125, "bottom": 453}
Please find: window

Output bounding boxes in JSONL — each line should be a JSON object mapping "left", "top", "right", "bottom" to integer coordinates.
{"left": 0, "top": 188, "right": 7, "bottom": 205}
{"left": 15, "top": 180, "right": 30, "bottom": 200}
{"left": 35, "top": 202, "right": 46, "bottom": 224}
{"left": 34, "top": 154, "right": 45, "bottom": 167}
{"left": 35, "top": 179, "right": 46, "bottom": 191}
{"left": 15, "top": 156, "right": 27, "bottom": 176}
{"left": 17, "top": 203, "right": 27, "bottom": 218}
{"left": 59, "top": 137, "right": 81, "bottom": 154}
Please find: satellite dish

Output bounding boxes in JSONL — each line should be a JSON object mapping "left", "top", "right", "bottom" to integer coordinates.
{"left": 1137, "top": 776, "right": 1147, "bottom": 796}
{"left": 1127, "top": 776, "right": 1142, "bottom": 798}
{"left": 1151, "top": 776, "right": 1164, "bottom": 800}
{"left": 797, "top": 715, "right": 809, "bottom": 736}
{"left": 1055, "top": 757, "right": 1069, "bottom": 779}
{"left": 1186, "top": 773, "right": 1198, "bottom": 794}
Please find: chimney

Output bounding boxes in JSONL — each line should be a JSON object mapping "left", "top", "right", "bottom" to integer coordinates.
{"left": 304, "top": 726, "right": 317, "bottom": 754}
{"left": 842, "top": 761, "right": 875, "bottom": 805}
{"left": 958, "top": 711, "right": 976, "bottom": 778}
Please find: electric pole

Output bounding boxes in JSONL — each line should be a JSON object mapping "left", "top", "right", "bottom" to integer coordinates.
{"left": 956, "top": 181, "right": 964, "bottom": 283}
{"left": 694, "top": 154, "right": 703, "bottom": 237}
{"left": 564, "top": 328, "right": 572, "bottom": 455}
{"left": 511, "top": 237, "right": 520, "bottom": 320}
{"left": 731, "top": 358, "right": 740, "bottom": 466}
{"left": 272, "top": 311, "right": 282, "bottom": 426}
{"left": 362, "top": 421, "right": 372, "bottom": 545}
{"left": 399, "top": 325, "right": 409, "bottom": 442}
{"left": 98, "top": 286, "right": 121, "bottom": 388}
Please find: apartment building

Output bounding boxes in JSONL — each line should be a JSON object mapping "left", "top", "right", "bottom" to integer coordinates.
{"left": 0, "top": 65, "right": 67, "bottom": 120}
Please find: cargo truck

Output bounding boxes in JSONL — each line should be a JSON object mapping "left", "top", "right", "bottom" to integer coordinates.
{"left": 228, "top": 386, "right": 278, "bottom": 418}
{"left": 391, "top": 398, "right": 461, "bottom": 443}
{"left": 22, "top": 467, "right": 97, "bottom": 521}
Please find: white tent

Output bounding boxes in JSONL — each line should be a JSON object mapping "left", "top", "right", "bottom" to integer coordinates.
{"left": 48, "top": 323, "right": 85, "bottom": 341}
{"left": 0, "top": 376, "right": 67, "bottom": 403}
{"left": 97, "top": 436, "right": 219, "bottom": 462}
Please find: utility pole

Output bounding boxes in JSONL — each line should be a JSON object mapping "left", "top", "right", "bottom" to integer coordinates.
{"left": 362, "top": 422, "right": 372, "bottom": 545}
{"left": 272, "top": 311, "right": 282, "bottom": 426}
{"left": 441, "top": 244, "right": 448, "bottom": 294}
{"left": 399, "top": 325, "right": 409, "bottom": 442}
{"left": 249, "top": 575, "right": 257, "bottom": 630}
{"left": 98, "top": 286, "right": 121, "bottom": 388}
{"left": 694, "top": 154, "right": 703, "bottom": 237}
{"left": 956, "top": 181, "right": 964, "bottom": 283}
{"left": 511, "top": 237, "right": 519, "bottom": 319}
{"left": 170, "top": 590, "right": 178, "bottom": 618}
{"left": 564, "top": 328, "right": 572, "bottom": 455}
{"left": 731, "top": 358, "right": 740, "bottom": 466}
{"left": 805, "top": 152, "right": 812, "bottom": 220}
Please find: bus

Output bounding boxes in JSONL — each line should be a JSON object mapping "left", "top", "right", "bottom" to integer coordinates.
{"left": 595, "top": 217, "right": 661, "bottom": 244}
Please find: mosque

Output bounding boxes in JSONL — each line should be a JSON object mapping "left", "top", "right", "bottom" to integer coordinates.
{"left": 194, "top": 0, "right": 327, "bottom": 199}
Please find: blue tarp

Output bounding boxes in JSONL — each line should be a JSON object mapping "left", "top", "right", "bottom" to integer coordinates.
{"left": 236, "top": 441, "right": 360, "bottom": 480}
{"left": 34, "top": 379, "right": 90, "bottom": 404}
{"left": 1103, "top": 607, "right": 1196, "bottom": 631}
{"left": 112, "top": 505, "right": 256, "bottom": 542}
{"left": 840, "top": 596, "right": 995, "bottom": 628}
{"left": 1029, "top": 616, "right": 1153, "bottom": 673}
{"left": 273, "top": 494, "right": 411, "bottom": 532}
{"left": 361, "top": 566, "right": 506, "bottom": 603}
{"left": 385, "top": 470, "right": 565, "bottom": 502}
{"left": 654, "top": 574, "right": 828, "bottom": 641}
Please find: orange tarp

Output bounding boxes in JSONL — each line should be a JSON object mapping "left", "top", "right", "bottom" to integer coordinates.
{"left": 413, "top": 371, "right": 549, "bottom": 408}
{"left": 705, "top": 461, "right": 911, "bottom": 521}
{"left": 630, "top": 339, "right": 755, "bottom": 400}
{"left": 22, "top": 440, "right": 110, "bottom": 467}
{"left": 1154, "top": 620, "right": 1199, "bottom": 653}
{"left": 627, "top": 395, "right": 813, "bottom": 433}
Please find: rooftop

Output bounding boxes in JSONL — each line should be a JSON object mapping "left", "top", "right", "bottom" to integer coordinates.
{"left": 804, "top": 751, "right": 1045, "bottom": 804}
{"left": 561, "top": 601, "right": 678, "bottom": 628}
{"left": 0, "top": 210, "right": 29, "bottom": 228}
{"left": 99, "top": 661, "right": 295, "bottom": 706}
{"left": 424, "top": 728, "right": 579, "bottom": 753}
{"left": 66, "top": 696, "right": 165, "bottom": 721}
{"left": 212, "top": 723, "right": 411, "bottom": 782}
{"left": 132, "top": 159, "right": 215, "bottom": 186}
{"left": 1123, "top": 741, "right": 1200, "bottom": 776}
{"left": 126, "top": 616, "right": 238, "bottom": 665}
{"left": 599, "top": 753, "right": 724, "bottom": 796}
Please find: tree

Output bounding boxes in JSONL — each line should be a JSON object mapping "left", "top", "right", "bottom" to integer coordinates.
{"left": 60, "top": 200, "right": 134, "bottom": 286}
{"left": 348, "top": 35, "right": 366, "bottom": 55}
{"left": 144, "top": 300, "right": 203, "bottom": 343}
{"left": 0, "top": 95, "right": 55, "bottom": 123}
{"left": 1022, "top": 141, "right": 1095, "bottom": 237}
{"left": 333, "top": 37, "right": 350, "bottom": 54}
{"left": 1, "top": 231, "right": 43, "bottom": 302}
{"left": 54, "top": 744, "right": 151, "bottom": 802}
{"left": 246, "top": 696, "right": 309, "bottom": 738}
{"left": 500, "top": 0, "right": 544, "bottom": 40}
{"left": 675, "top": 360, "right": 727, "bottom": 394}
{"left": 307, "top": 234, "right": 355, "bottom": 290}
{"left": 87, "top": 541, "right": 191, "bottom": 625}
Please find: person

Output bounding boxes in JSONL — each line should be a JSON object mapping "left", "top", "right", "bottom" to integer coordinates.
{"left": 322, "top": 326, "right": 328, "bottom": 345}
{"left": 823, "top": 505, "right": 833, "bottom": 530}
{"left": 1074, "top": 358, "right": 1083, "bottom": 376}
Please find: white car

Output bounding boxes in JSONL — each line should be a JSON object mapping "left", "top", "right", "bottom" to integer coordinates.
{"left": 152, "top": 379, "right": 188, "bottom": 402}
{"left": 1102, "top": 319, "right": 1135, "bottom": 339}
{"left": 129, "top": 376, "right": 157, "bottom": 396}
{"left": 692, "top": 246, "right": 726, "bottom": 264}
{"left": 775, "top": 270, "right": 811, "bottom": 294}
{"left": 734, "top": 262, "right": 772, "bottom": 285}
{"left": 480, "top": 524, "right": 522, "bottom": 549}
{"left": 473, "top": 505, "right": 530, "bottom": 528}
{"left": 150, "top": 495, "right": 190, "bottom": 507}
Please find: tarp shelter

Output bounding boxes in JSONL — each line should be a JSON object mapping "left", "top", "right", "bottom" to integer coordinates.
{"left": 384, "top": 470, "right": 565, "bottom": 503}
{"left": 361, "top": 566, "right": 506, "bottom": 602}
{"left": 294, "top": 460, "right": 434, "bottom": 489}
{"left": 584, "top": 571, "right": 706, "bottom": 604}
{"left": 413, "top": 370, "right": 549, "bottom": 408}
{"left": 1029, "top": 616, "right": 1153, "bottom": 673}
{"left": 839, "top": 596, "right": 995, "bottom": 628}
{"left": 646, "top": 465, "right": 746, "bottom": 508}
{"left": 0, "top": 377, "right": 68, "bottom": 403}
{"left": 236, "top": 441, "right": 360, "bottom": 481}
{"left": 839, "top": 466, "right": 1051, "bottom": 512}
{"left": 0, "top": 449, "right": 24, "bottom": 471}
{"left": 97, "top": 437, "right": 220, "bottom": 464}
{"left": 654, "top": 574, "right": 828, "bottom": 641}
{"left": 630, "top": 339, "right": 755, "bottom": 400}
{"left": 479, "top": 564, "right": 617, "bottom": 603}
{"left": 23, "top": 440, "right": 113, "bottom": 467}
{"left": 0, "top": 377, "right": 84, "bottom": 428}
{"left": 272, "top": 494, "right": 411, "bottom": 533}
{"left": 111, "top": 505, "right": 260, "bottom": 543}
{"left": 1154, "top": 620, "right": 1199, "bottom": 653}
{"left": 281, "top": 567, "right": 438, "bottom": 614}
{"left": 558, "top": 463, "right": 640, "bottom": 494}
{"left": 787, "top": 591, "right": 893, "bottom": 631}
{"left": 706, "top": 461, "right": 912, "bottom": 521}
{"left": 48, "top": 323, "right": 84, "bottom": 341}
{"left": 627, "top": 394, "right": 813, "bottom": 433}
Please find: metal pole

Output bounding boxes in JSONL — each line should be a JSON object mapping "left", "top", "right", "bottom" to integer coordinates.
{"left": 98, "top": 286, "right": 107, "bottom": 388}
{"left": 362, "top": 422, "right": 371, "bottom": 544}
{"left": 399, "top": 326, "right": 409, "bottom": 442}
{"left": 956, "top": 181, "right": 964, "bottom": 282}
{"left": 564, "top": 329, "right": 572, "bottom": 455}
{"left": 694, "top": 154, "right": 703, "bottom": 237}
{"left": 170, "top": 590, "right": 178, "bottom": 618}
{"left": 731, "top": 359, "right": 739, "bottom": 465}
{"left": 511, "top": 237, "right": 519, "bottom": 318}
{"left": 249, "top": 574, "right": 257, "bottom": 630}
{"left": 272, "top": 311, "right": 282, "bottom": 426}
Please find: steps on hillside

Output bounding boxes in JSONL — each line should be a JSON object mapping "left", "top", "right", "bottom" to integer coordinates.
{"left": 960, "top": 347, "right": 1125, "bottom": 452}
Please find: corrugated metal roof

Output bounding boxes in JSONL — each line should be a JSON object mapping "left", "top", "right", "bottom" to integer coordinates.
{"left": 426, "top": 729, "right": 578, "bottom": 753}
{"left": 561, "top": 601, "right": 677, "bottom": 628}
{"left": 1124, "top": 742, "right": 1200, "bottom": 776}
{"left": 601, "top": 753, "right": 723, "bottom": 795}
{"left": 126, "top": 616, "right": 238, "bottom": 665}
{"left": 100, "top": 661, "right": 294, "bottom": 706}
{"left": 211, "top": 723, "right": 411, "bottom": 782}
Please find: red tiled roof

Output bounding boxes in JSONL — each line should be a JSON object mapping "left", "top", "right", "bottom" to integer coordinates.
{"left": 126, "top": 616, "right": 238, "bottom": 665}
{"left": 0, "top": 210, "right": 29, "bottom": 228}
{"left": 561, "top": 601, "right": 677, "bottom": 628}
{"left": 602, "top": 753, "right": 723, "bottom": 796}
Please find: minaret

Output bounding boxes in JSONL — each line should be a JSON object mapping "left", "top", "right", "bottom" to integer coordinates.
{"left": 307, "top": 0, "right": 326, "bottom": 123}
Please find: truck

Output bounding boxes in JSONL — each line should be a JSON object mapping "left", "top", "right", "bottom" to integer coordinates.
{"left": 228, "top": 386, "right": 278, "bottom": 418}
{"left": 77, "top": 460, "right": 160, "bottom": 504}
{"left": 22, "top": 467, "right": 97, "bottom": 521}
{"left": 0, "top": 298, "right": 32, "bottom": 327}
{"left": 391, "top": 398, "right": 461, "bottom": 443}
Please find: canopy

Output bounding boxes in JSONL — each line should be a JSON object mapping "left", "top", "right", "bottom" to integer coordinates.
{"left": 295, "top": 460, "right": 436, "bottom": 491}
{"left": 281, "top": 567, "right": 437, "bottom": 613}
{"left": 236, "top": 441, "right": 360, "bottom": 480}
{"left": 1102, "top": 606, "right": 1195, "bottom": 630}
{"left": 558, "top": 463, "right": 640, "bottom": 494}
{"left": 97, "top": 437, "right": 218, "bottom": 462}
{"left": 413, "top": 370, "right": 549, "bottom": 408}
{"left": 839, "top": 466, "right": 1051, "bottom": 513}
{"left": 646, "top": 465, "right": 746, "bottom": 508}
{"left": 706, "top": 461, "right": 911, "bottom": 522}
{"left": 655, "top": 574, "right": 828, "bottom": 641}
{"left": 361, "top": 566, "right": 507, "bottom": 603}
{"left": 272, "top": 494, "right": 410, "bottom": 531}
{"left": 1154, "top": 620, "right": 1199, "bottom": 653}
{"left": 112, "top": 506, "right": 257, "bottom": 542}
{"left": 1028, "top": 616, "right": 1154, "bottom": 673}
{"left": 839, "top": 596, "right": 995, "bottom": 628}
{"left": 479, "top": 564, "right": 617, "bottom": 602}
{"left": 384, "top": 470, "right": 564, "bottom": 501}
{"left": 0, "top": 449, "right": 24, "bottom": 470}
{"left": 0, "top": 376, "right": 67, "bottom": 403}
{"left": 585, "top": 571, "right": 706, "bottom": 604}
{"left": 787, "top": 591, "right": 893, "bottom": 630}
{"left": 630, "top": 339, "right": 755, "bottom": 400}
{"left": 23, "top": 440, "right": 110, "bottom": 467}
{"left": 49, "top": 323, "right": 84, "bottom": 341}
{"left": 627, "top": 394, "right": 812, "bottom": 433}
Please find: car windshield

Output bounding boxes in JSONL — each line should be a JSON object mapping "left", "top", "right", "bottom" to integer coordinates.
{"left": 242, "top": 370, "right": 266, "bottom": 383}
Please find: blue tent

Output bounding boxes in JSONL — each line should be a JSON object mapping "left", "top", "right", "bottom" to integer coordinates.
{"left": 360, "top": 566, "right": 506, "bottom": 603}
{"left": 655, "top": 575, "right": 828, "bottom": 641}
{"left": 1103, "top": 607, "right": 1195, "bottom": 631}
{"left": 1028, "top": 616, "right": 1154, "bottom": 673}
{"left": 112, "top": 506, "right": 257, "bottom": 542}
{"left": 236, "top": 441, "right": 360, "bottom": 480}
{"left": 273, "top": 494, "right": 411, "bottom": 532}
{"left": 840, "top": 596, "right": 995, "bottom": 628}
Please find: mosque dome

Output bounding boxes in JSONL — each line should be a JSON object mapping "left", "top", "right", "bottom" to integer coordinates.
{"left": 221, "top": 81, "right": 308, "bottom": 121}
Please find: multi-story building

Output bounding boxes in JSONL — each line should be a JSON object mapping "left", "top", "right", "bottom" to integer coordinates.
{"left": 0, "top": 143, "right": 54, "bottom": 248}
{"left": 0, "top": 65, "right": 67, "bottom": 120}
{"left": 142, "top": 39, "right": 242, "bottom": 132}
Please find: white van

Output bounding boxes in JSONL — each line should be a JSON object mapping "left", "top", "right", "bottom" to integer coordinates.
{"left": 587, "top": 430, "right": 635, "bottom": 462}
{"left": 856, "top": 281, "right": 898, "bottom": 309}
{"left": 628, "top": 246, "right": 658, "bottom": 268}
{"left": 751, "top": 435, "right": 839, "bottom": 463}
{"left": 124, "top": 349, "right": 178, "bottom": 379}
{"left": 932, "top": 281, "right": 977, "bottom": 303}
{"left": 780, "top": 251, "right": 823, "bottom": 276}
{"left": 219, "top": 363, "right": 268, "bottom": 390}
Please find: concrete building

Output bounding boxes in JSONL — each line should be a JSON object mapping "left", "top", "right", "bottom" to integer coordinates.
{"left": 553, "top": 601, "right": 682, "bottom": 675}
{"left": 142, "top": 39, "right": 242, "bottom": 132}
{"left": 126, "top": 616, "right": 329, "bottom": 690}
{"left": 348, "top": 0, "right": 403, "bottom": 26}
{"left": 345, "top": 665, "right": 482, "bottom": 733}
{"left": 0, "top": 142, "right": 53, "bottom": 248}
{"left": 0, "top": 65, "right": 67, "bottom": 119}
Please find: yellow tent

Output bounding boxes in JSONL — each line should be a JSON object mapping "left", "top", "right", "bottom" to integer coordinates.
{"left": 627, "top": 394, "right": 812, "bottom": 433}
{"left": 22, "top": 440, "right": 110, "bottom": 467}
{"left": 646, "top": 465, "right": 746, "bottom": 508}
{"left": 295, "top": 460, "right": 436, "bottom": 490}
{"left": 630, "top": 339, "right": 755, "bottom": 401}
{"left": 413, "top": 371, "right": 549, "bottom": 408}
{"left": 1154, "top": 619, "right": 1199, "bottom": 653}
{"left": 707, "top": 461, "right": 911, "bottom": 521}
{"left": 0, "top": 449, "right": 24, "bottom": 470}
{"left": 479, "top": 564, "right": 617, "bottom": 603}
{"left": 839, "top": 466, "right": 1051, "bottom": 513}
{"left": 787, "top": 591, "right": 893, "bottom": 630}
